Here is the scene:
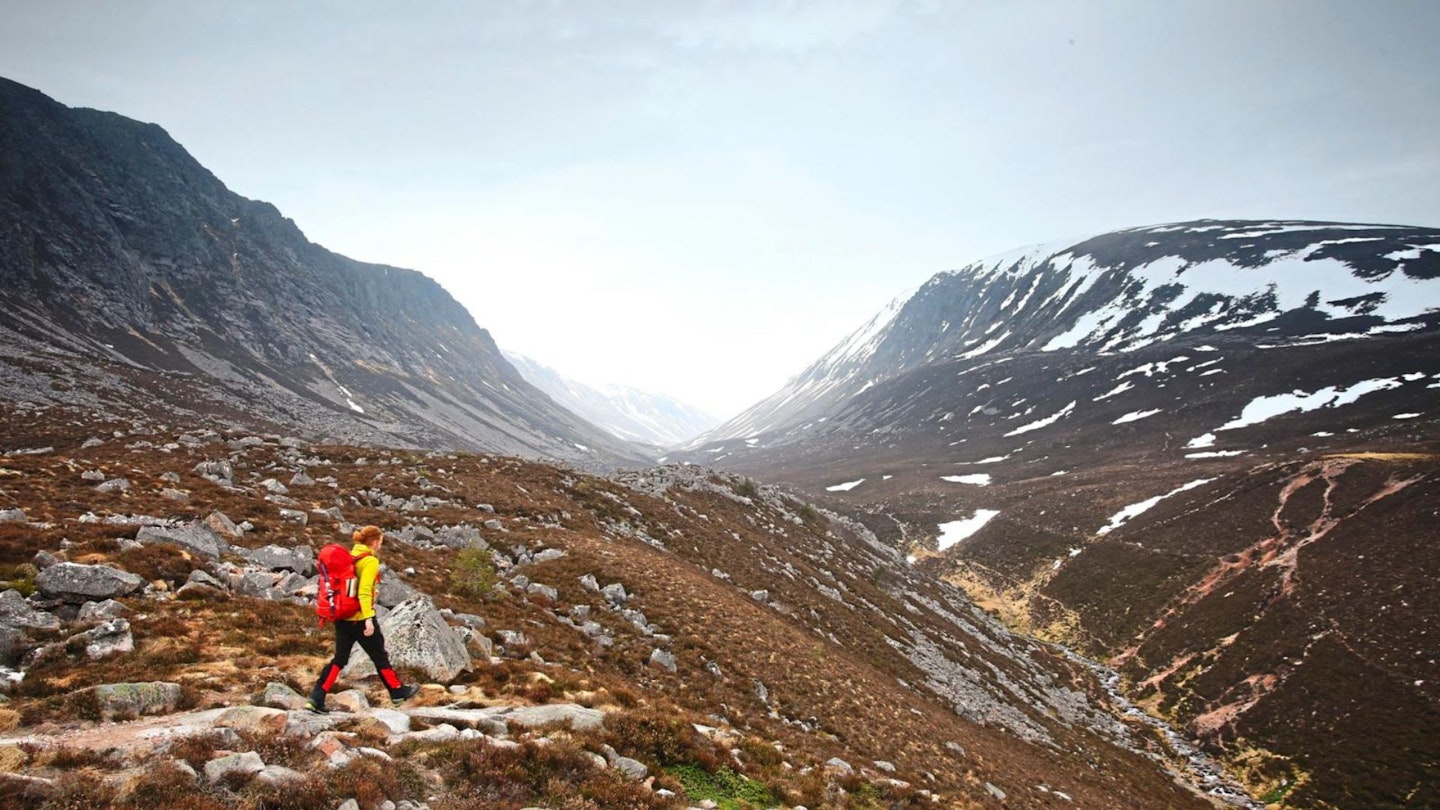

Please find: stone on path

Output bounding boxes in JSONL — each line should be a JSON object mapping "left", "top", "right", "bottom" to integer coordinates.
{"left": 90, "top": 682, "right": 183, "bottom": 720}
{"left": 204, "top": 751, "right": 265, "bottom": 783}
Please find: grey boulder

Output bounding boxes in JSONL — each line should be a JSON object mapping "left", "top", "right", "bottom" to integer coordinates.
{"left": 35, "top": 563, "right": 145, "bottom": 603}
{"left": 242, "top": 545, "right": 316, "bottom": 576}
{"left": 342, "top": 597, "right": 471, "bottom": 683}
{"left": 71, "top": 618, "right": 134, "bottom": 659}
{"left": 89, "top": 681, "right": 183, "bottom": 720}
{"left": 136, "top": 523, "right": 229, "bottom": 560}
{"left": 0, "top": 589, "right": 60, "bottom": 630}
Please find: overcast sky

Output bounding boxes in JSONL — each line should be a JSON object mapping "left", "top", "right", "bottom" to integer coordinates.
{"left": 3, "top": 1, "right": 1438, "bottom": 418}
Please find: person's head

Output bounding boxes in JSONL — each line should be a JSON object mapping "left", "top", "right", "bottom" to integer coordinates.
{"left": 353, "top": 524, "right": 384, "bottom": 550}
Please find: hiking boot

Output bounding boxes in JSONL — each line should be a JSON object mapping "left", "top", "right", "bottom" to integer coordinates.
{"left": 305, "top": 698, "right": 329, "bottom": 714}
{"left": 390, "top": 684, "right": 419, "bottom": 705}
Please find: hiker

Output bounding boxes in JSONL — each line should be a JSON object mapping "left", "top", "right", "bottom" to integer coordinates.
{"left": 307, "top": 525, "right": 419, "bottom": 712}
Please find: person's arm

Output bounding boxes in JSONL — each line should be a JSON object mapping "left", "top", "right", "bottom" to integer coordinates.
{"left": 356, "top": 555, "right": 379, "bottom": 624}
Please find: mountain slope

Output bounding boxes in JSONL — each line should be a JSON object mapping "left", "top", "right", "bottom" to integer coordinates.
{"left": 504, "top": 351, "right": 719, "bottom": 447}
{"left": 0, "top": 76, "right": 649, "bottom": 466}
{"left": 676, "top": 220, "right": 1440, "bottom": 808}
{"left": 0, "top": 403, "right": 1227, "bottom": 809}
{"left": 695, "top": 220, "right": 1440, "bottom": 446}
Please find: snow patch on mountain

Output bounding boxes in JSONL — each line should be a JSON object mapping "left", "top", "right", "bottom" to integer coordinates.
{"left": 1210, "top": 376, "right": 1408, "bottom": 433}
{"left": 1098, "top": 478, "right": 1215, "bottom": 536}
{"left": 935, "top": 510, "right": 1002, "bottom": 551}
{"left": 942, "top": 474, "right": 992, "bottom": 486}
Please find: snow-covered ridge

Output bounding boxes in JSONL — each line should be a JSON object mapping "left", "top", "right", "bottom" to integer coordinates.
{"left": 695, "top": 219, "right": 1440, "bottom": 444}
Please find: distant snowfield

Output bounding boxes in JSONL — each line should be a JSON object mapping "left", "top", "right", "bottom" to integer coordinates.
{"left": 936, "top": 510, "right": 1002, "bottom": 551}
{"left": 941, "top": 474, "right": 992, "bottom": 486}
{"left": 1098, "top": 478, "right": 1214, "bottom": 536}
{"left": 826, "top": 479, "right": 865, "bottom": 492}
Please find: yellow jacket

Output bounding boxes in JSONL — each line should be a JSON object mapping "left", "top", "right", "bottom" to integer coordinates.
{"left": 351, "top": 542, "right": 381, "bottom": 621}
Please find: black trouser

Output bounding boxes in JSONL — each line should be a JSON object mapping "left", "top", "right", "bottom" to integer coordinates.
{"left": 311, "top": 618, "right": 404, "bottom": 698}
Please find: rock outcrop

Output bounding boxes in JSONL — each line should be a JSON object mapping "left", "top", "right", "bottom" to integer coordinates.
{"left": 341, "top": 598, "right": 472, "bottom": 683}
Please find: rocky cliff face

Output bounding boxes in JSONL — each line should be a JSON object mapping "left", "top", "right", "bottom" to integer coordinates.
{"left": 677, "top": 221, "right": 1440, "bottom": 808}
{"left": 0, "top": 77, "right": 649, "bottom": 466}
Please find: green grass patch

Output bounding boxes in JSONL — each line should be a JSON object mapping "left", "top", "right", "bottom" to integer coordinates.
{"left": 667, "top": 764, "right": 778, "bottom": 810}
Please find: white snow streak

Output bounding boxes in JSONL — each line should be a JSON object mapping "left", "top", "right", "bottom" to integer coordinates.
{"left": 1113, "top": 409, "right": 1162, "bottom": 425}
{"left": 1004, "top": 402, "right": 1076, "bottom": 436}
{"left": 1216, "top": 378, "right": 1405, "bottom": 431}
{"left": 1098, "top": 478, "right": 1214, "bottom": 536}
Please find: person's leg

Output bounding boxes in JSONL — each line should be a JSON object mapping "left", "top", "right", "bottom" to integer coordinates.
{"left": 356, "top": 622, "right": 417, "bottom": 702}
{"left": 308, "top": 621, "right": 359, "bottom": 711}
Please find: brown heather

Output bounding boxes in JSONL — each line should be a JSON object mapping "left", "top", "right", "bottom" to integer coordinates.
{"left": 0, "top": 405, "right": 1218, "bottom": 809}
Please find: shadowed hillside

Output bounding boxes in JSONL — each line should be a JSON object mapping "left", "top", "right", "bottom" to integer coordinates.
{"left": 0, "top": 77, "right": 649, "bottom": 466}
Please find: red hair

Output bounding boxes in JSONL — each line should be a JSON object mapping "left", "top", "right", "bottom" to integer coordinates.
{"left": 352, "top": 525, "right": 383, "bottom": 544}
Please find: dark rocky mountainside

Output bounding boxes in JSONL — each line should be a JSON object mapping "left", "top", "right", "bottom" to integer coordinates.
{"left": 677, "top": 222, "right": 1440, "bottom": 808}
{"left": 0, "top": 77, "right": 649, "bottom": 467}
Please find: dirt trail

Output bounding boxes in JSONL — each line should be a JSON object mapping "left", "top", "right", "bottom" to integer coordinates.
{"left": 1, "top": 708, "right": 229, "bottom": 755}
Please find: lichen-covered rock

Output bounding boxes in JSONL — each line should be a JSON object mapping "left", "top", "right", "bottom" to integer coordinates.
{"left": 71, "top": 618, "right": 134, "bottom": 659}
{"left": 204, "top": 511, "right": 242, "bottom": 539}
{"left": 90, "top": 682, "right": 183, "bottom": 720}
{"left": 35, "top": 563, "right": 145, "bottom": 603}
{"left": 0, "top": 589, "right": 59, "bottom": 630}
{"left": 203, "top": 751, "right": 265, "bottom": 783}
{"left": 329, "top": 690, "right": 369, "bottom": 714}
{"left": 242, "top": 545, "right": 315, "bottom": 576}
{"left": 260, "top": 682, "right": 306, "bottom": 711}
{"left": 136, "top": 523, "right": 228, "bottom": 560}
{"left": 369, "top": 708, "right": 411, "bottom": 735}
{"left": 435, "top": 525, "right": 487, "bottom": 550}
{"left": 649, "top": 648, "right": 677, "bottom": 673}
{"left": 277, "top": 508, "right": 308, "bottom": 525}
{"left": 193, "top": 460, "right": 234, "bottom": 486}
{"left": 76, "top": 598, "right": 133, "bottom": 623}
{"left": 241, "top": 541, "right": 315, "bottom": 573}
{"left": 601, "top": 582, "right": 628, "bottom": 606}
{"left": 377, "top": 576, "right": 423, "bottom": 608}
{"left": 214, "top": 706, "right": 288, "bottom": 736}
{"left": 342, "top": 597, "right": 470, "bottom": 683}
{"left": 0, "top": 626, "right": 23, "bottom": 667}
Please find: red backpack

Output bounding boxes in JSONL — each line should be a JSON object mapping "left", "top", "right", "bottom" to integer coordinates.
{"left": 315, "top": 544, "right": 372, "bottom": 624}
